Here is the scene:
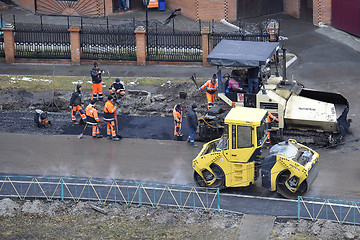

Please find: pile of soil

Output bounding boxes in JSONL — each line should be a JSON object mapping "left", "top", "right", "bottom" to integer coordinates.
{"left": 0, "top": 81, "right": 208, "bottom": 117}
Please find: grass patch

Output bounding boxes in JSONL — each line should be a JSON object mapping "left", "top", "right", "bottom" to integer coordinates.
{"left": 0, "top": 75, "right": 196, "bottom": 92}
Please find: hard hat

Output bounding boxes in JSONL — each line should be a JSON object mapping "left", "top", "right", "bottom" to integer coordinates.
{"left": 115, "top": 78, "right": 120, "bottom": 82}
{"left": 192, "top": 104, "right": 197, "bottom": 109}
{"left": 90, "top": 99, "right": 96, "bottom": 105}
{"left": 108, "top": 95, "right": 113, "bottom": 100}
{"left": 93, "top": 62, "right": 98, "bottom": 66}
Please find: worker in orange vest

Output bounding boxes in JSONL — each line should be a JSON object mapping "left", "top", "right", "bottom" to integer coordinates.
{"left": 103, "top": 95, "right": 120, "bottom": 141}
{"left": 266, "top": 111, "right": 279, "bottom": 144}
{"left": 173, "top": 104, "right": 183, "bottom": 140}
{"left": 199, "top": 74, "right": 218, "bottom": 108}
{"left": 85, "top": 99, "right": 103, "bottom": 138}
{"left": 70, "top": 84, "right": 87, "bottom": 125}
{"left": 91, "top": 62, "right": 105, "bottom": 101}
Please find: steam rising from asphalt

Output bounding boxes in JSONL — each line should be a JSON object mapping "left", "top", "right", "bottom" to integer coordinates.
{"left": 169, "top": 157, "right": 188, "bottom": 185}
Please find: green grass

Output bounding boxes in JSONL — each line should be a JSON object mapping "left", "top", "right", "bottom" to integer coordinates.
{"left": 0, "top": 75, "right": 194, "bottom": 92}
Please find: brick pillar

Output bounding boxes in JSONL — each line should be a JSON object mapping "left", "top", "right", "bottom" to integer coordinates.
{"left": 2, "top": 24, "right": 15, "bottom": 64}
{"left": 68, "top": 26, "right": 81, "bottom": 65}
{"left": 201, "top": 27, "right": 211, "bottom": 66}
{"left": 135, "top": 26, "right": 146, "bottom": 66}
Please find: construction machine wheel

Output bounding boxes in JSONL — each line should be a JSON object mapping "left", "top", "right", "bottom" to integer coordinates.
{"left": 276, "top": 170, "right": 307, "bottom": 199}
{"left": 193, "top": 164, "right": 225, "bottom": 189}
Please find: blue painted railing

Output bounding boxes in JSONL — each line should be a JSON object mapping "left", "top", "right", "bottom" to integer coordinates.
{"left": 0, "top": 175, "right": 220, "bottom": 212}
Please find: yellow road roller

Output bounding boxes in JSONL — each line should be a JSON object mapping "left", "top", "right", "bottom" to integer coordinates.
{"left": 192, "top": 107, "right": 319, "bottom": 199}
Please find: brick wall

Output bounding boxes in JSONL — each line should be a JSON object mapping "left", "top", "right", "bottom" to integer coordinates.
{"left": 313, "top": 0, "right": 331, "bottom": 25}
{"left": 283, "top": 0, "right": 300, "bottom": 18}
{"left": 166, "top": 0, "right": 236, "bottom": 22}
{"left": 104, "top": 0, "right": 114, "bottom": 16}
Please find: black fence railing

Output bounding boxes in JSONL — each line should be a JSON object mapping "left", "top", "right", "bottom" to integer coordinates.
{"left": 14, "top": 28, "right": 71, "bottom": 59}
{"left": 146, "top": 31, "right": 202, "bottom": 62}
{"left": 80, "top": 29, "right": 136, "bottom": 61}
{"left": 210, "top": 33, "right": 271, "bottom": 49}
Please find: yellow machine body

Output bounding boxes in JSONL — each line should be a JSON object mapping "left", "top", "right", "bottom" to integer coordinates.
{"left": 192, "top": 107, "right": 319, "bottom": 198}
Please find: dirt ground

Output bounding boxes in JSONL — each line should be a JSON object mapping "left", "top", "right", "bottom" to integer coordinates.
{"left": 0, "top": 76, "right": 210, "bottom": 117}
{"left": 1, "top": 198, "right": 359, "bottom": 240}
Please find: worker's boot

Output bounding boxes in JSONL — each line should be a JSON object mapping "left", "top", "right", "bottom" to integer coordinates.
{"left": 96, "top": 134, "right": 103, "bottom": 138}
{"left": 112, "top": 136, "right": 120, "bottom": 141}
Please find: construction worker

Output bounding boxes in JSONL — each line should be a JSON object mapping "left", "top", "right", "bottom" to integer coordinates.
{"left": 70, "top": 84, "right": 86, "bottom": 125}
{"left": 109, "top": 78, "right": 126, "bottom": 101}
{"left": 173, "top": 104, "right": 183, "bottom": 140}
{"left": 91, "top": 62, "right": 105, "bottom": 101}
{"left": 199, "top": 74, "right": 218, "bottom": 108}
{"left": 248, "top": 67, "right": 260, "bottom": 94}
{"left": 85, "top": 99, "right": 103, "bottom": 138}
{"left": 266, "top": 111, "right": 279, "bottom": 143}
{"left": 103, "top": 95, "right": 120, "bottom": 141}
{"left": 34, "top": 109, "right": 51, "bottom": 128}
{"left": 186, "top": 103, "right": 198, "bottom": 147}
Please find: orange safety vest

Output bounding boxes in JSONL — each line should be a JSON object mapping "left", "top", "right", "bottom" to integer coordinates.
{"left": 201, "top": 79, "right": 218, "bottom": 94}
{"left": 85, "top": 104, "right": 99, "bottom": 122}
{"left": 267, "top": 112, "right": 279, "bottom": 123}
{"left": 104, "top": 100, "right": 116, "bottom": 114}
{"left": 173, "top": 106, "right": 181, "bottom": 122}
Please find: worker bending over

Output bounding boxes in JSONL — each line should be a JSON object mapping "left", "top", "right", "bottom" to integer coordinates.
{"left": 173, "top": 104, "right": 183, "bottom": 139}
{"left": 91, "top": 62, "right": 105, "bottom": 101}
{"left": 109, "top": 78, "right": 126, "bottom": 100}
{"left": 200, "top": 74, "right": 218, "bottom": 108}
{"left": 34, "top": 109, "right": 51, "bottom": 128}
{"left": 85, "top": 99, "right": 103, "bottom": 138}
{"left": 70, "top": 84, "right": 87, "bottom": 125}
{"left": 103, "top": 95, "right": 120, "bottom": 141}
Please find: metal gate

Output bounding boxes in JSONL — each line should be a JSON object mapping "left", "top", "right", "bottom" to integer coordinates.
{"left": 35, "top": 0, "right": 105, "bottom": 17}
{"left": 237, "top": 0, "right": 283, "bottom": 19}
{"left": 332, "top": 0, "right": 360, "bottom": 37}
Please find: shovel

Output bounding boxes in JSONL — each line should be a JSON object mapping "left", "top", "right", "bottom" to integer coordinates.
{"left": 78, "top": 123, "right": 88, "bottom": 139}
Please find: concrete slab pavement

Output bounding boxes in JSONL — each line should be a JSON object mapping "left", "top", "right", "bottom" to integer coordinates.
{"left": 238, "top": 214, "right": 275, "bottom": 240}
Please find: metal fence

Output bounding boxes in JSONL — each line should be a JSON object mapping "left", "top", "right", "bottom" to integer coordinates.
{"left": 14, "top": 28, "right": 71, "bottom": 59}
{"left": 147, "top": 31, "right": 202, "bottom": 62}
{"left": 0, "top": 175, "right": 221, "bottom": 212}
{"left": 80, "top": 29, "right": 136, "bottom": 61}
{"left": 298, "top": 196, "right": 360, "bottom": 225}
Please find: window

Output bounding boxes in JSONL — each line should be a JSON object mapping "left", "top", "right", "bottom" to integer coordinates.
{"left": 217, "top": 124, "right": 228, "bottom": 150}
{"left": 257, "top": 117, "right": 268, "bottom": 146}
{"left": 237, "top": 126, "right": 252, "bottom": 148}
{"left": 232, "top": 125, "right": 252, "bottom": 149}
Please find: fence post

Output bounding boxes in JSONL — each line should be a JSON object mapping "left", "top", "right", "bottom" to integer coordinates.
{"left": 201, "top": 27, "right": 211, "bottom": 66}
{"left": 298, "top": 196, "right": 300, "bottom": 220}
{"left": 61, "top": 178, "right": 64, "bottom": 201}
{"left": 138, "top": 184, "right": 142, "bottom": 206}
{"left": 134, "top": 26, "right": 146, "bottom": 66}
{"left": 2, "top": 23, "right": 15, "bottom": 64}
{"left": 68, "top": 26, "right": 81, "bottom": 66}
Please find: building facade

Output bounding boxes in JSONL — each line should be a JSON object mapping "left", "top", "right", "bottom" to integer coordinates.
{"left": 10, "top": 0, "right": 360, "bottom": 36}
